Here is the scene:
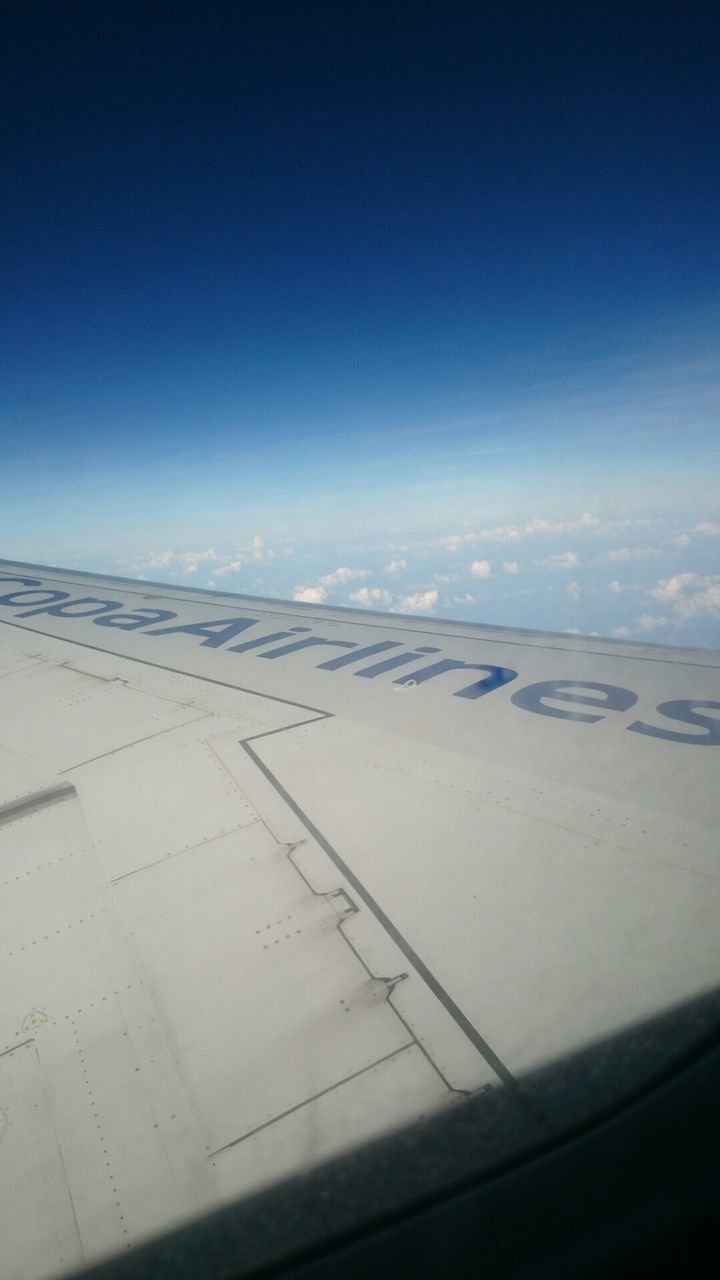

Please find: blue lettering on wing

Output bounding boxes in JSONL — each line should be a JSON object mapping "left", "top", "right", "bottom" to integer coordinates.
{"left": 17, "top": 596, "right": 124, "bottom": 619}
{"left": 258, "top": 636, "right": 357, "bottom": 659}
{"left": 395, "top": 659, "right": 518, "bottom": 698}
{"left": 0, "top": 575, "right": 43, "bottom": 588}
{"left": 511, "top": 680, "right": 637, "bottom": 723}
{"left": 94, "top": 609, "right": 178, "bottom": 630}
{"left": 0, "top": 588, "right": 70, "bottom": 608}
{"left": 628, "top": 700, "right": 720, "bottom": 745}
{"left": 1, "top": 581, "right": 707, "bottom": 748}
{"left": 229, "top": 627, "right": 313, "bottom": 651}
{"left": 145, "top": 617, "right": 259, "bottom": 647}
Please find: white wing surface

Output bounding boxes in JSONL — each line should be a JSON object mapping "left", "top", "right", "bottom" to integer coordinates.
{"left": 1, "top": 559, "right": 719, "bottom": 1278}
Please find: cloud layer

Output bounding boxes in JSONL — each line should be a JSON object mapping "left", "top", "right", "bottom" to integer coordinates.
{"left": 104, "top": 507, "right": 720, "bottom": 647}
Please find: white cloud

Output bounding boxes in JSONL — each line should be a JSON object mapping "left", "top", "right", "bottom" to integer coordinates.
{"left": 319, "top": 566, "right": 371, "bottom": 587}
{"left": 172, "top": 549, "right": 219, "bottom": 573}
{"left": 213, "top": 558, "right": 245, "bottom": 578}
{"left": 566, "top": 581, "right": 581, "bottom": 601}
{"left": 602, "top": 546, "right": 662, "bottom": 562}
{"left": 349, "top": 587, "right": 391, "bottom": 608}
{"left": 147, "top": 549, "right": 176, "bottom": 569}
{"left": 250, "top": 534, "right": 275, "bottom": 562}
{"left": 469, "top": 559, "right": 492, "bottom": 579}
{"left": 672, "top": 533, "right": 691, "bottom": 548}
{"left": 384, "top": 559, "right": 407, "bottom": 573}
{"left": 525, "top": 512, "right": 600, "bottom": 534}
{"left": 501, "top": 561, "right": 519, "bottom": 574}
{"left": 694, "top": 521, "right": 720, "bottom": 535}
{"left": 542, "top": 551, "right": 579, "bottom": 570}
{"left": 285, "top": 567, "right": 373, "bottom": 606}
{"left": 391, "top": 588, "right": 439, "bottom": 615}
{"left": 611, "top": 613, "right": 668, "bottom": 638}
{"left": 675, "top": 583, "right": 720, "bottom": 622}
{"left": 451, "top": 594, "right": 476, "bottom": 605}
{"left": 650, "top": 573, "right": 720, "bottom": 619}
{"left": 651, "top": 573, "right": 695, "bottom": 603}
{"left": 441, "top": 524, "right": 522, "bottom": 551}
{"left": 441, "top": 513, "right": 600, "bottom": 551}
{"left": 141, "top": 540, "right": 277, "bottom": 579}
{"left": 608, "top": 579, "right": 623, "bottom": 593}
{"left": 637, "top": 613, "right": 668, "bottom": 631}
{"left": 293, "top": 586, "right": 327, "bottom": 604}
{"left": 473, "top": 525, "right": 522, "bottom": 543}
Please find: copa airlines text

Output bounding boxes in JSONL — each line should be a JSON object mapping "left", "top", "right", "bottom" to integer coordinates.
{"left": 1, "top": 575, "right": 718, "bottom": 745}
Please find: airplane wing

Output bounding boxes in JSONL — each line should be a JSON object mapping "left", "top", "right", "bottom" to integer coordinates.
{"left": 1, "top": 558, "right": 719, "bottom": 1280}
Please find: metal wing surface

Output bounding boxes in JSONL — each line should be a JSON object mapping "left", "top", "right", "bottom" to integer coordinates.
{"left": 1, "top": 559, "right": 719, "bottom": 1279}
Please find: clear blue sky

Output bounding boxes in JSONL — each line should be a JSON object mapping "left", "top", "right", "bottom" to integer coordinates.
{"left": 2, "top": 2, "right": 719, "bottom": 643}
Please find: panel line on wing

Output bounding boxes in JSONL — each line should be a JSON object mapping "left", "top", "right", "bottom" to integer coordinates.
{"left": 0, "top": 617, "right": 330, "bottom": 714}
{"left": 331, "top": 906, "right": 464, "bottom": 1096}
{"left": 109, "top": 819, "right": 265, "bottom": 884}
{"left": 207, "top": 1042, "right": 417, "bottom": 1157}
{"left": 209, "top": 727, "right": 493, "bottom": 1098}
{"left": 57, "top": 712, "right": 213, "bottom": 774}
{"left": 239, "top": 733, "right": 518, "bottom": 1093}
{"left": 275, "top": 840, "right": 458, "bottom": 1094}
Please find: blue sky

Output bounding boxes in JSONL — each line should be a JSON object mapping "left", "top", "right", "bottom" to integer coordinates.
{"left": 2, "top": 3, "right": 719, "bottom": 644}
